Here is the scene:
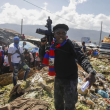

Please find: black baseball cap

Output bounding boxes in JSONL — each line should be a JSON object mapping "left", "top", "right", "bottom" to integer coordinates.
{"left": 41, "top": 36, "right": 47, "bottom": 42}
{"left": 53, "top": 24, "right": 69, "bottom": 32}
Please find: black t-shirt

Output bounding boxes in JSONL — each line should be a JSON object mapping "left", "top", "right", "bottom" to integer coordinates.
{"left": 54, "top": 41, "right": 78, "bottom": 79}
{"left": 39, "top": 39, "right": 96, "bottom": 79}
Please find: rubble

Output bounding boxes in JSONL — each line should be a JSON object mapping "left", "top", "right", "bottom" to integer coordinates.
{"left": 0, "top": 58, "right": 110, "bottom": 109}
{"left": 0, "top": 97, "right": 50, "bottom": 110}
{"left": 18, "top": 67, "right": 36, "bottom": 80}
{"left": 9, "top": 84, "right": 25, "bottom": 98}
{"left": 76, "top": 59, "right": 110, "bottom": 109}
{"left": 0, "top": 67, "right": 36, "bottom": 86}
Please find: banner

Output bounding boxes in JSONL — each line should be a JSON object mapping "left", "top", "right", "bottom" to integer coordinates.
{"left": 81, "top": 37, "right": 90, "bottom": 43}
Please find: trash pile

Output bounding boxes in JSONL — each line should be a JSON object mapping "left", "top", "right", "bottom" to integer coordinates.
{"left": 0, "top": 67, "right": 55, "bottom": 110}
{"left": 0, "top": 58, "right": 110, "bottom": 110}
{"left": 77, "top": 63, "right": 110, "bottom": 110}
{"left": 0, "top": 67, "right": 36, "bottom": 86}
{"left": 103, "top": 36, "right": 110, "bottom": 43}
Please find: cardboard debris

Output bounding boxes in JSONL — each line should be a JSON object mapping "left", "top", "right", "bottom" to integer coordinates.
{"left": 9, "top": 84, "right": 25, "bottom": 98}
{"left": 0, "top": 97, "right": 50, "bottom": 110}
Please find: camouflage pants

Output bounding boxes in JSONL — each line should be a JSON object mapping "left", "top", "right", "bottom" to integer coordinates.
{"left": 54, "top": 77, "right": 78, "bottom": 110}
{"left": 12, "top": 62, "right": 30, "bottom": 86}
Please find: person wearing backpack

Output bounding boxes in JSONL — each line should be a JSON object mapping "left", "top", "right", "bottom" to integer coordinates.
{"left": 39, "top": 24, "right": 96, "bottom": 110}
{"left": 8, "top": 36, "right": 30, "bottom": 86}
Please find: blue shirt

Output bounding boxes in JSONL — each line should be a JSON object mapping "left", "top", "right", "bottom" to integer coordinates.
{"left": 82, "top": 46, "right": 86, "bottom": 52}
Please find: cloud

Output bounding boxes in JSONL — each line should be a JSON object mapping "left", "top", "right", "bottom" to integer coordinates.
{"left": 44, "top": 2, "right": 48, "bottom": 6}
{"left": 0, "top": 3, "right": 49, "bottom": 25}
{"left": 43, "top": 2, "right": 48, "bottom": 10}
{"left": 76, "top": 0, "right": 87, "bottom": 4}
{"left": 0, "top": 1, "right": 110, "bottom": 33}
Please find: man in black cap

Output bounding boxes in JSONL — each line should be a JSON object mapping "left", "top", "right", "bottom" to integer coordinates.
{"left": 82, "top": 41, "right": 86, "bottom": 55}
{"left": 39, "top": 24, "right": 96, "bottom": 110}
{"left": 39, "top": 36, "right": 47, "bottom": 62}
{"left": 39, "top": 36, "right": 48, "bottom": 69}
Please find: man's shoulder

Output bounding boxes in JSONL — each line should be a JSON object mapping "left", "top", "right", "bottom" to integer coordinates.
{"left": 67, "top": 39, "right": 76, "bottom": 44}
{"left": 67, "top": 39, "right": 80, "bottom": 48}
{"left": 9, "top": 44, "right": 14, "bottom": 49}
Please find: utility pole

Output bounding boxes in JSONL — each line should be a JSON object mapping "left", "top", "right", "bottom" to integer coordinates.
{"left": 21, "top": 19, "right": 23, "bottom": 35}
{"left": 99, "top": 21, "right": 102, "bottom": 46}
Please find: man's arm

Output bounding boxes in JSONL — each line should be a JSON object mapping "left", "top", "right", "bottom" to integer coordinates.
{"left": 8, "top": 53, "right": 13, "bottom": 71}
{"left": 68, "top": 39, "right": 96, "bottom": 87}
{"left": 8, "top": 53, "right": 11, "bottom": 65}
{"left": 8, "top": 47, "right": 14, "bottom": 71}
{"left": 68, "top": 39, "right": 96, "bottom": 75}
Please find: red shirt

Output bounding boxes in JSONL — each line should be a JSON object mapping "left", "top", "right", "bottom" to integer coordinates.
{"left": 0, "top": 51, "right": 2, "bottom": 56}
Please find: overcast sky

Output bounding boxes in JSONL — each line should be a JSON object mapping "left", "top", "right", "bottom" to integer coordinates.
{"left": 0, "top": 0, "right": 110, "bottom": 33}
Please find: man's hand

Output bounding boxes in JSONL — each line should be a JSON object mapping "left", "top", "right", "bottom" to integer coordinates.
{"left": 9, "top": 65, "right": 13, "bottom": 71}
{"left": 85, "top": 73, "right": 96, "bottom": 88}
{"left": 41, "top": 41, "right": 47, "bottom": 46}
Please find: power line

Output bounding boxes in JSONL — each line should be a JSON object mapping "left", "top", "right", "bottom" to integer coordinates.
{"left": 23, "top": 0, "right": 75, "bottom": 24}
{"left": 23, "top": 0, "right": 52, "bottom": 13}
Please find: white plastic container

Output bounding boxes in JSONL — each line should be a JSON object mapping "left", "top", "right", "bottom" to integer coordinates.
{"left": 81, "top": 81, "right": 89, "bottom": 92}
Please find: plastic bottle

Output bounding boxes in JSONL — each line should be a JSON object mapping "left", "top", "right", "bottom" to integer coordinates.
{"left": 81, "top": 81, "right": 89, "bottom": 92}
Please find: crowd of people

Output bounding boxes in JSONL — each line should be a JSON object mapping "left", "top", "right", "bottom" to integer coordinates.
{"left": 81, "top": 41, "right": 99, "bottom": 58}
{"left": 0, "top": 23, "right": 96, "bottom": 110}
{"left": 0, "top": 39, "right": 41, "bottom": 75}
{"left": 0, "top": 45, "right": 10, "bottom": 74}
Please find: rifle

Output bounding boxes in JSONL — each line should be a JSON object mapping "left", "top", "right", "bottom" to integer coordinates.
{"left": 36, "top": 16, "right": 54, "bottom": 45}
{"left": 12, "top": 49, "right": 25, "bottom": 62}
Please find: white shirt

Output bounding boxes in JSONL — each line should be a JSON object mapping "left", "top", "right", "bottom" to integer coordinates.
{"left": 30, "top": 53, "right": 34, "bottom": 62}
{"left": 8, "top": 44, "right": 24, "bottom": 63}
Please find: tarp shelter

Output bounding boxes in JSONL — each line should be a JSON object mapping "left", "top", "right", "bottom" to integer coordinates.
{"left": 9, "top": 41, "right": 39, "bottom": 53}
{"left": 26, "top": 38, "right": 41, "bottom": 47}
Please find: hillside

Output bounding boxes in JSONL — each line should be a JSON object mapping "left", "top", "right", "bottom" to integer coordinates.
{"left": 0, "top": 23, "right": 110, "bottom": 44}
{"left": 0, "top": 28, "right": 37, "bottom": 44}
